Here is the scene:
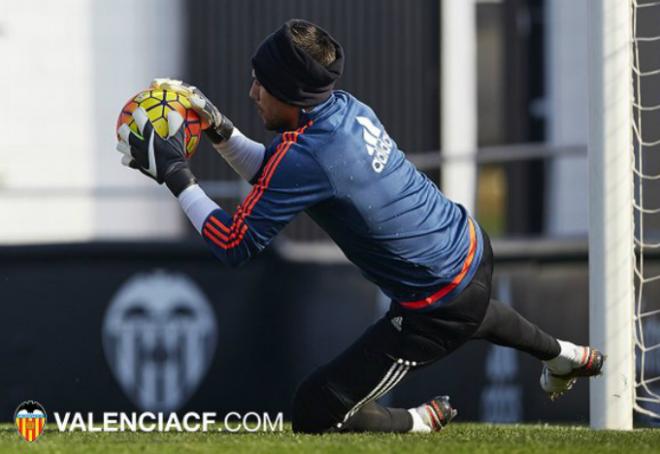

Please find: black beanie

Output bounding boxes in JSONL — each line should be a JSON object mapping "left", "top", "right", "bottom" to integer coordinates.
{"left": 251, "top": 19, "right": 344, "bottom": 107}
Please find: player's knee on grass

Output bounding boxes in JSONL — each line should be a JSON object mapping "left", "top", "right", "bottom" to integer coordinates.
{"left": 292, "top": 370, "right": 345, "bottom": 434}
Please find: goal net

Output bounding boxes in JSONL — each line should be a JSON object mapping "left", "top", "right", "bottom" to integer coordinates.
{"left": 632, "top": 0, "right": 660, "bottom": 422}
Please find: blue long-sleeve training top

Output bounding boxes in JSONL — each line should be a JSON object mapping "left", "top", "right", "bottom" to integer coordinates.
{"left": 200, "top": 90, "right": 484, "bottom": 311}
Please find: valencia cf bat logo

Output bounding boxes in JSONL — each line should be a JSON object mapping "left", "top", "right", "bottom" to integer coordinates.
{"left": 14, "top": 400, "right": 47, "bottom": 442}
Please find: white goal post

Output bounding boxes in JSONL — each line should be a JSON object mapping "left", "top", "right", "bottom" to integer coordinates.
{"left": 588, "top": 0, "right": 635, "bottom": 430}
{"left": 590, "top": 0, "right": 660, "bottom": 429}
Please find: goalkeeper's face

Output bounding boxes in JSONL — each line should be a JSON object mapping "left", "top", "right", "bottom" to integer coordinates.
{"left": 249, "top": 74, "right": 298, "bottom": 132}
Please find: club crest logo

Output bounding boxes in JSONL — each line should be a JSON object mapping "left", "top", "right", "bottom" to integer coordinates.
{"left": 14, "top": 401, "right": 47, "bottom": 442}
{"left": 103, "top": 270, "right": 218, "bottom": 412}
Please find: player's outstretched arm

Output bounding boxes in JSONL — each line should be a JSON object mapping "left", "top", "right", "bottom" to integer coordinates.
{"left": 116, "top": 106, "right": 245, "bottom": 266}
{"left": 194, "top": 134, "right": 334, "bottom": 267}
{"left": 151, "top": 78, "right": 266, "bottom": 182}
{"left": 117, "top": 109, "right": 332, "bottom": 268}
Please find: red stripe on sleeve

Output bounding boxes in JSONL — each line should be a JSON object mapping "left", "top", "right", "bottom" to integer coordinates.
{"left": 205, "top": 221, "right": 231, "bottom": 242}
{"left": 202, "top": 123, "right": 312, "bottom": 250}
{"left": 209, "top": 215, "right": 230, "bottom": 234}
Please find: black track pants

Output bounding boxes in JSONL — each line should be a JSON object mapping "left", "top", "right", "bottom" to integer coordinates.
{"left": 291, "top": 232, "right": 560, "bottom": 433}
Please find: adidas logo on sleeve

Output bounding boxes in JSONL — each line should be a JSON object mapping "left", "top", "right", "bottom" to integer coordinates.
{"left": 357, "top": 116, "right": 393, "bottom": 173}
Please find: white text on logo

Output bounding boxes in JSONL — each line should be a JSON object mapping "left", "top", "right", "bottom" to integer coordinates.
{"left": 357, "top": 116, "right": 392, "bottom": 173}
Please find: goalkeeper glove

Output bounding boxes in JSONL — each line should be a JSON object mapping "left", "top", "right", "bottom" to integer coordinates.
{"left": 150, "top": 78, "right": 234, "bottom": 144}
{"left": 116, "top": 107, "right": 197, "bottom": 196}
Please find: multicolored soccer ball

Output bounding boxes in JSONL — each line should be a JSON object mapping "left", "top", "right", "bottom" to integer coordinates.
{"left": 116, "top": 89, "right": 208, "bottom": 158}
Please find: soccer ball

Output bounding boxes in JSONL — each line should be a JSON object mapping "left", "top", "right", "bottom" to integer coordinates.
{"left": 116, "top": 89, "right": 208, "bottom": 158}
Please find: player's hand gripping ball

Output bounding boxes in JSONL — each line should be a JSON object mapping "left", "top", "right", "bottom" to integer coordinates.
{"left": 115, "top": 89, "right": 208, "bottom": 158}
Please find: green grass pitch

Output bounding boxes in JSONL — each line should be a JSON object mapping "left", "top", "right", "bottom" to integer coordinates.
{"left": 1, "top": 423, "right": 659, "bottom": 453}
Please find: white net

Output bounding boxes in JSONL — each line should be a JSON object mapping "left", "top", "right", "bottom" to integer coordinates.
{"left": 632, "top": 0, "right": 660, "bottom": 422}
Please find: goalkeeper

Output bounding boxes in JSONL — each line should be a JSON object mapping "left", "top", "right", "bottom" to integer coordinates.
{"left": 116, "top": 19, "right": 604, "bottom": 433}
